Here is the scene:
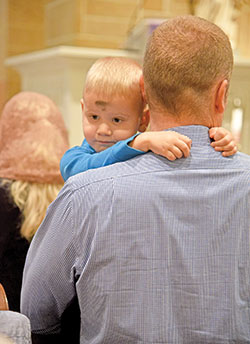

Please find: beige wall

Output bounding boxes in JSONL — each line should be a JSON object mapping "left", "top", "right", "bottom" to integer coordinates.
{"left": 237, "top": 6, "right": 250, "bottom": 58}
{"left": 1, "top": 0, "right": 250, "bottom": 114}
{"left": 0, "top": 0, "right": 8, "bottom": 112}
{"left": 1, "top": 0, "right": 193, "bottom": 112}
{"left": 1, "top": 0, "right": 53, "bottom": 111}
{"left": 44, "top": 0, "right": 191, "bottom": 49}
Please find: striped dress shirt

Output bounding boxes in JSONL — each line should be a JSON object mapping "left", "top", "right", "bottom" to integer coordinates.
{"left": 21, "top": 125, "right": 250, "bottom": 343}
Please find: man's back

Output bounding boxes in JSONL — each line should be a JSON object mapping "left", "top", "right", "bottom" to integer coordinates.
{"left": 22, "top": 125, "right": 250, "bottom": 343}
{"left": 73, "top": 126, "right": 249, "bottom": 343}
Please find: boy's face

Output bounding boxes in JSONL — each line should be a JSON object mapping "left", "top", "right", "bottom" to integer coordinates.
{"left": 81, "top": 91, "right": 148, "bottom": 152}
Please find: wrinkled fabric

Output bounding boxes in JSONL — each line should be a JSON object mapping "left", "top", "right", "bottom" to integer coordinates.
{"left": 21, "top": 126, "right": 250, "bottom": 343}
{"left": 0, "top": 182, "right": 29, "bottom": 312}
{"left": 0, "top": 92, "right": 69, "bottom": 184}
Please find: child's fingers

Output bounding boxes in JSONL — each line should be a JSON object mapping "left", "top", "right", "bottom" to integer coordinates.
{"left": 214, "top": 141, "right": 237, "bottom": 152}
{"left": 176, "top": 134, "right": 192, "bottom": 154}
{"left": 156, "top": 132, "right": 192, "bottom": 160}
{"left": 209, "top": 127, "right": 237, "bottom": 156}
{"left": 176, "top": 140, "right": 191, "bottom": 157}
{"left": 160, "top": 142, "right": 190, "bottom": 160}
{"left": 209, "top": 127, "right": 226, "bottom": 140}
{"left": 180, "top": 134, "right": 192, "bottom": 147}
{"left": 209, "top": 127, "right": 217, "bottom": 139}
{"left": 209, "top": 127, "right": 229, "bottom": 140}
{"left": 211, "top": 134, "right": 231, "bottom": 147}
{"left": 222, "top": 146, "right": 238, "bottom": 157}
{"left": 161, "top": 145, "right": 182, "bottom": 160}
{"left": 172, "top": 145, "right": 185, "bottom": 159}
{"left": 164, "top": 150, "right": 178, "bottom": 161}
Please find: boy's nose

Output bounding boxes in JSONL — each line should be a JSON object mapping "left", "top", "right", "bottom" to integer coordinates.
{"left": 97, "top": 122, "right": 112, "bottom": 136}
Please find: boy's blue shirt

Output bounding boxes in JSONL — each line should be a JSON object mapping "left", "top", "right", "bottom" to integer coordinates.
{"left": 60, "top": 134, "right": 145, "bottom": 181}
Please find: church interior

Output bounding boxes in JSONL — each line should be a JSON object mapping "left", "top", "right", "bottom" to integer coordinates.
{"left": 1, "top": 0, "right": 250, "bottom": 153}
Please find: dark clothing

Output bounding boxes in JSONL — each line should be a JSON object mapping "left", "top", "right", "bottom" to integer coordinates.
{"left": 32, "top": 298, "right": 80, "bottom": 344}
{"left": 0, "top": 181, "right": 29, "bottom": 311}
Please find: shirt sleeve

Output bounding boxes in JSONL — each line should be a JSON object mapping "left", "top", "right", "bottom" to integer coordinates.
{"left": 60, "top": 135, "right": 145, "bottom": 181}
{"left": 20, "top": 183, "right": 78, "bottom": 335}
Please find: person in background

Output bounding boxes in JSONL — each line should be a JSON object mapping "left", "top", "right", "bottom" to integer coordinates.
{"left": 60, "top": 56, "right": 237, "bottom": 181}
{"left": 21, "top": 16, "right": 250, "bottom": 343}
{"left": 0, "top": 311, "right": 31, "bottom": 344}
{"left": 0, "top": 91, "right": 69, "bottom": 312}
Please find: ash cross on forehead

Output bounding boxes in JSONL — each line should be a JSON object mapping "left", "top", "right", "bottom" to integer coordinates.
{"left": 95, "top": 100, "right": 108, "bottom": 111}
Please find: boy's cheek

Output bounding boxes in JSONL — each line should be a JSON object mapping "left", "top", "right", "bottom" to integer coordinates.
{"left": 83, "top": 126, "right": 95, "bottom": 143}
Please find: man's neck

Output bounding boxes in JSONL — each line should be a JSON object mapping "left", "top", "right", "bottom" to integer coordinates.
{"left": 149, "top": 112, "right": 209, "bottom": 131}
{"left": 149, "top": 106, "right": 222, "bottom": 131}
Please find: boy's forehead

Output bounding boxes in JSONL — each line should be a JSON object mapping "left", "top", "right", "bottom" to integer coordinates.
{"left": 83, "top": 92, "right": 109, "bottom": 111}
{"left": 83, "top": 91, "right": 110, "bottom": 106}
{"left": 83, "top": 91, "right": 142, "bottom": 116}
{"left": 95, "top": 100, "right": 108, "bottom": 108}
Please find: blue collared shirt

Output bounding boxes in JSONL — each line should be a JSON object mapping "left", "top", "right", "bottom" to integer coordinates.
{"left": 21, "top": 125, "right": 250, "bottom": 343}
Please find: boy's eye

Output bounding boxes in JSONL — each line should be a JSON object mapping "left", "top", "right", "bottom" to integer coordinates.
{"left": 113, "top": 117, "right": 122, "bottom": 123}
{"left": 91, "top": 115, "right": 99, "bottom": 120}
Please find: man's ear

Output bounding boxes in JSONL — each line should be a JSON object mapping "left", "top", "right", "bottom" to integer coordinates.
{"left": 215, "top": 79, "right": 228, "bottom": 114}
{"left": 138, "top": 107, "right": 150, "bottom": 133}
{"left": 139, "top": 75, "right": 147, "bottom": 103}
{"left": 80, "top": 98, "right": 84, "bottom": 111}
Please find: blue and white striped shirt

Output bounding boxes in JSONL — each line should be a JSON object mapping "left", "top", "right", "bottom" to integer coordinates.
{"left": 21, "top": 125, "right": 250, "bottom": 343}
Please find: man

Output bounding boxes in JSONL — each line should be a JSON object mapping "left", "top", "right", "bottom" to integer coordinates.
{"left": 21, "top": 15, "right": 250, "bottom": 343}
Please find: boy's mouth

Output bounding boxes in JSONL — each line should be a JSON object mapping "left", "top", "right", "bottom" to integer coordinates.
{"left": 97, "top": 140, "right": 116, "bottom": 145}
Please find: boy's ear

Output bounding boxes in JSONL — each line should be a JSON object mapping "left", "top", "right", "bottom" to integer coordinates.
{"left": 215, "top": 79, "right": 228, "bottom": 114}
{"left": 80, "top": 98, "right": 84, "bottom": 111}
{"left": 138, "top": 107, "right": 150, "bottom": 133}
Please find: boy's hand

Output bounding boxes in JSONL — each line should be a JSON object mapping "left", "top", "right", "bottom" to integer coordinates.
{"left": 129, "top": 131, "right": 192, "bottom": 161}
{"left": 209, "top": 127, "right": 237, "bottom": 157}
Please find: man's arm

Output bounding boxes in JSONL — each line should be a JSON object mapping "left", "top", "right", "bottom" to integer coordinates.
{"left": 31, "top": 297, "right": 80, "bottom": 344}
{"left": 21, "top": 183, "right": 78, "bottom": 338}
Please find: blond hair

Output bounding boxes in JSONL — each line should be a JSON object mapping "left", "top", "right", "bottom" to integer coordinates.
{"left": 2, "top": 179, "right": 62, "bottom": 241}
{"left": 84, "top": 56, "right": 144, "bottom": 110}
{"left": 0, "top": 92, "right": 69, "bottom": 242}
{"left": 0, "top": 334, "right": 14, "bottom": 344}
{"left": 143, "top": 15, "right": 234, "bottom": 115}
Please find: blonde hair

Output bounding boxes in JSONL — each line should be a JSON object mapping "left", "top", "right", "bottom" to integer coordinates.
{"left": 0, "top": 334, "right": 14, "bottom": 344}
{"left": 84, "top": 56, "right": 144, "bottom": 110}
{"left": 2, "top": 179, "right": 62, "bottom": 242}
{"left": 143, "top": 15, "right": 234, "bottom": 115}
{"left": 0, "top": 92, "right": 69, "bottom": 242}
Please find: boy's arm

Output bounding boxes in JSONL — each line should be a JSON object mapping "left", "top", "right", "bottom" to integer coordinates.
{"left": 60, "top": 132, "right": 192, "bottom": 181}
{"left": 60, "top": 136, "right": 145, "bottom": 181}
{"left": 209, "top": 127, "right": 238, "bottom": 157}
{"left": 129, "top": 131, "right": 192, "bottom": 160}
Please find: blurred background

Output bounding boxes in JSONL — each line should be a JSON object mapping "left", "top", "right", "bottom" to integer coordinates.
{"left": 1, "top": 0, "right": 250, "bottom": 152}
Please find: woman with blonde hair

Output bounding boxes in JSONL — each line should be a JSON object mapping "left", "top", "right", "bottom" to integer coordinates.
{"left": 0, "top": 91, "right": 69, "bottom": 311}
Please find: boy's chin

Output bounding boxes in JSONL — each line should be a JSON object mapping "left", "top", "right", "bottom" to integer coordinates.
{"left": 94, "top": 141, "right": 116, "bottom": 152}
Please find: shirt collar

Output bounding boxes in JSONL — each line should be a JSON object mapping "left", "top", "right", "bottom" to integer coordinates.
{"left": 166, "top": 125, "right": 212, "bottom": 146}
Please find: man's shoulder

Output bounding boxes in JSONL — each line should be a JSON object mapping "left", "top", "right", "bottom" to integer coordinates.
{"left": 66, "top": 154, "right": 155, "bottom": 190}
{"left": 64, "top": 149, "right": 250, "bottom": 192}
{"left": 234, "top": 151, "right": 250, "bottom": 169}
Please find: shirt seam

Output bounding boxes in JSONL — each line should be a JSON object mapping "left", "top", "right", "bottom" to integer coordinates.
{"left": 69, "top": 166, "right": 250, "bottom": 192}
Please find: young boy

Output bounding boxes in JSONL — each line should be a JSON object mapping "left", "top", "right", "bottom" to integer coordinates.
{"left": 60, "top": 56, "right": 237, "bottom": 181}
